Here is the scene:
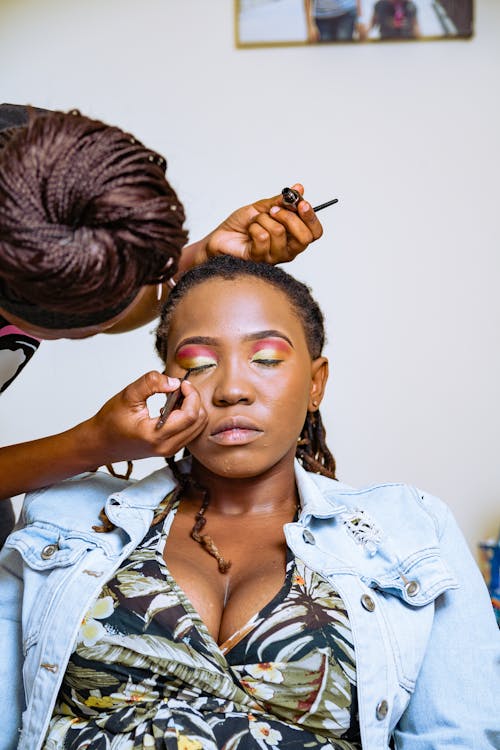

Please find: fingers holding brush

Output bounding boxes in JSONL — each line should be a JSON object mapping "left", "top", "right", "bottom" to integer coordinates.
{"left": 152, "top": 378, "right": 207, "bottom": 453}
{"left": 87, "top": 371, "right": 207, "bottom": 464}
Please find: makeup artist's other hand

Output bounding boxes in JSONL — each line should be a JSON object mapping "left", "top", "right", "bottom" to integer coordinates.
{"left": 204, "top": 183, "right": 323, "bottom": 264}
{"left": 86, "top": 371, "right": 207, "bottom": 463}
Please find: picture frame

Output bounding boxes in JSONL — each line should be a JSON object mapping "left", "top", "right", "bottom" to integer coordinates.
{"left": 235, "top": 0, "right": 474, "bottom": 48}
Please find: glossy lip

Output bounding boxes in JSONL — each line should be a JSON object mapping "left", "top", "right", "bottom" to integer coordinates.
{"left": 209, "top": 416, "right": 263, "bottom": 446}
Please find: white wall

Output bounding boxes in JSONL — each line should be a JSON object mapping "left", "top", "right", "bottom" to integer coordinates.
{"left": 0, "top": 0, "right": 498, "bottom": 553}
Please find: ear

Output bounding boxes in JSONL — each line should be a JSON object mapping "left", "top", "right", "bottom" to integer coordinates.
{"left": 308, "top": 357, "right": 329, "bottom": 412}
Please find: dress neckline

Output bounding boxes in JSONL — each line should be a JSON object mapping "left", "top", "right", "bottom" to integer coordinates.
{"left": 155, "top": 496, "right": 295, "bottom": 657}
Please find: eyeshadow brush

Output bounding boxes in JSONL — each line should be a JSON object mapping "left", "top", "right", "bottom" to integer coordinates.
{"left": 155, "top": 369, "right": 192, "bottom": 430}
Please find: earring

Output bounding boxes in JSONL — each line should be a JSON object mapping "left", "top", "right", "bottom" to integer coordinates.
{"left": 157, "top": 283, "right": 163, "bottom": 302}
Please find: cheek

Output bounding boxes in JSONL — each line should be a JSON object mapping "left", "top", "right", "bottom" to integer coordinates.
{"left": 267, "top": 373, "right": 311, "bottom": 427}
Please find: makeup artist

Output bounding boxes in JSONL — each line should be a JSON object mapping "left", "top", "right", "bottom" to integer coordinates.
{"left": 0, "top": 104, "right": 323, "bottom": 545}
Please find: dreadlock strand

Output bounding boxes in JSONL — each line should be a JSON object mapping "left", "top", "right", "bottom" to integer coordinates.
{"left": 296, "top": 411, "right": 336, "bottom": 479}
{"left": 166, "top": 456, "right": 232, "bottom": 574}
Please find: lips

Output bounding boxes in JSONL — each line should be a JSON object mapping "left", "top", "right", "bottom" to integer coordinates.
{"left": 209, "top": 416, "right": 263, "bottom": 446}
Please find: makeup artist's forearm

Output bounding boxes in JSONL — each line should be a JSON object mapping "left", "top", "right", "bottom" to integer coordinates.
{"left": 0, "top": 423, "right": 105, "bottom": 500}
{"left": 175, "top": 239, "right": 208, "bottom": 277}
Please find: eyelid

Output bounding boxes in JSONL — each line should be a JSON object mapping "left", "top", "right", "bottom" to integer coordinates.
{"left": 189, "top": 362, "right": 216, "bottom": 374}
{"left": 175, "top": 346, "right": 218, "bottom": 371}
{"left": 250, "top": 338, "right": 291, "bottom": 352}
{"left": 251, "top": 354, "right": 284, "bottom": 362}
{"left": 250, "top": 345, "right": 287, "bottom": 361}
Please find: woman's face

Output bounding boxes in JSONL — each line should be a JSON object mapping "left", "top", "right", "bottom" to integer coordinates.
{"left": 165, "top": 276, "right": 328, "bottom": 480}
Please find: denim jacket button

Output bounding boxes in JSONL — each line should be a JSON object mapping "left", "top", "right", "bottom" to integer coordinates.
{"left": 405, "top": 580, "right": 420, "bottom": 597}
{"left": 302, "top": 529, "right": 316, "bottom": 545}
{"left": 376, "top": 699, "right": 389, "bottom": 720}
{"left": 40, "top": 544, "right": 58, "bottom": 560}
{"left": 360, "top": 594, "right": 376, "bottom": 612}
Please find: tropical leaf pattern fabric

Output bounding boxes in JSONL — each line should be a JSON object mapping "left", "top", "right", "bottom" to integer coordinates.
{"left": 44, "top": 496, "right": 360, "bottom": 749}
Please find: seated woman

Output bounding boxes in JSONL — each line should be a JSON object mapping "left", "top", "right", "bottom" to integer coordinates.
{"left": 0, "top": 257, "right": 498, "bottom": 750}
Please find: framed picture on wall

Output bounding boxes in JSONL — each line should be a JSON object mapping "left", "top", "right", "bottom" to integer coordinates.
{"left": 235, "top": 0, "right": 474, "bottom": 47}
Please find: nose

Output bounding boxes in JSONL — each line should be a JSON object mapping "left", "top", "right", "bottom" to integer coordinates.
{"left": 211, "top": 359, "right": 255, "bottom": 407}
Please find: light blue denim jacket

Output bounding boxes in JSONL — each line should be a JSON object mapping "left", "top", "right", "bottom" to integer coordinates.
{"left": 0, "top": 461, "right": 498, "bottom": 750}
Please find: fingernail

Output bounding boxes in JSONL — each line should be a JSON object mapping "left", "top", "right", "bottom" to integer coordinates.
{"left": 270, "top": 206, "right": 280, "bottom": 215}
{"left": 301, "top": 201, "right": 311, "bottom": 211}
{"left": 166, "top": 377, "right": 180, "bottom": 387}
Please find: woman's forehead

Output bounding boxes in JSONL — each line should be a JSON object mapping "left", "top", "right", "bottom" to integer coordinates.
{"left": 168, "top": 276, "right": 302, "bottom": 340}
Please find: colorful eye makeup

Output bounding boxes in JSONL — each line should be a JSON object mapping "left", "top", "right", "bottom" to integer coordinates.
{"left": 174, "top": 337, "right": 291, "bottom": 375}
{"left": 175, "top": 345, "right": 218, "bottom": 372}
{"left": 250, "top": 338, "right": 290, "bottom": 363}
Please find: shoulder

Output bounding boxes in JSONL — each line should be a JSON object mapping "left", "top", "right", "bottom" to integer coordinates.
{"left": 301, "top": 472, "right": 464, "bottom": 602}
{"left": 307, "top": 471, "right": 451, "bottom": 541}
{"left": 20, "top": 471, "right": 132, "bottom": 530}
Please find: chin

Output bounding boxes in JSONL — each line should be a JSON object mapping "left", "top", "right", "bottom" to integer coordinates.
{"left": 202, "top": 458, "right": 264, "bottom": 480}
{"left": 189, "top": 445, "right": 293, "bottom": 482}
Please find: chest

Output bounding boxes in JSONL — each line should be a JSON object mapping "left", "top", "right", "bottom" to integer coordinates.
{"left": 163, "top": 509, "right": 290, "bottom": 645}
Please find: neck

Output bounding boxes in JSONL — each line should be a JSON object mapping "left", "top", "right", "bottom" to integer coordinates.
{"left": 189, "top": 452, "right": 298, "bottom": 517}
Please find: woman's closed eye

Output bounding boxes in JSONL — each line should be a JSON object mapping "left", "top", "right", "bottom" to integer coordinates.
{"left": 189, "top": 362, "right": 216, "bottom": 374}
{"left": 250, "top": 340, "right": 289, "bottom": 367}
{"left": 176, "top": 345, "right": 218, "bottom": 374}
{"left": 251, "top": 353, "right": 284, "bottom": 367}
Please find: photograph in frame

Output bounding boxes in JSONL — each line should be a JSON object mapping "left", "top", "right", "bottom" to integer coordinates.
{"left": 235, "top": 0, "right": 474, "bottom": 48}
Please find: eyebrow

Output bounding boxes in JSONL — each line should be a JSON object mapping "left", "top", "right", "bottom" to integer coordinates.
{"left": 175, "top": 330, "right": 294, "bottom": 352}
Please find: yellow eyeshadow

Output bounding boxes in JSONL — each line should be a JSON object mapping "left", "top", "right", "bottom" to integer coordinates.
{"left": 177, "top": 354, "right": 216, "bottom": 369}
{"left": 251, "top": 348, "right": 283, "bottom": 360}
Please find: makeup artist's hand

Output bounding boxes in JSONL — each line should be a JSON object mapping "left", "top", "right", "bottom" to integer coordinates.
{"left": 85, "top": 371, "right": 207, "bottom": 463}
{"left": 0, "top": 373, "right": 207, "bottom": 501}
{"left": 182, "top": 184, "right": 323, "bottom": 268}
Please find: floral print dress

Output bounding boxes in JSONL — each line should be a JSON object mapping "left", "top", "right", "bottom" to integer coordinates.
{"left": 45, "top": 497, "right": 361, "bottom": 750}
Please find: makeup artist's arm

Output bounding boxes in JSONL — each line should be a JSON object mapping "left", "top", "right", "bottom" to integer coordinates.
{"left": 0, "top": 372, "right": 207, "bottom": 501}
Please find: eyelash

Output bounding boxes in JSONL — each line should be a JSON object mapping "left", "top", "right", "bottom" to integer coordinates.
{"left": 252, "top": 357, "right": 283, "bottom": 367}
{"left": 188, "top": 363, "right": 216, "bottom": 374}
{"left": 188, "top": 359, "right": 282, "bottom": 374}
{"left": 185, "top": 354, "right": 284, "bottom": 374}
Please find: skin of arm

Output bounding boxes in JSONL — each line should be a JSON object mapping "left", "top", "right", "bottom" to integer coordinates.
{"left": 0, "top": 372, "right": 207, "bottom": 501}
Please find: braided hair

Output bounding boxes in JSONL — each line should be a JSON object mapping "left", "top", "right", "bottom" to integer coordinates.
{"left": 0, "top": 107, "right": 188, "bottom": 328}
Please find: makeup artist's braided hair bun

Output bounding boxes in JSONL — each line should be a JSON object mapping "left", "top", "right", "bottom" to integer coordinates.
{"left": 156, "top": 255, "right": 337, "bottom": 480}
{"left": 0, "top": 108, "right": 187, "bottom": 325}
